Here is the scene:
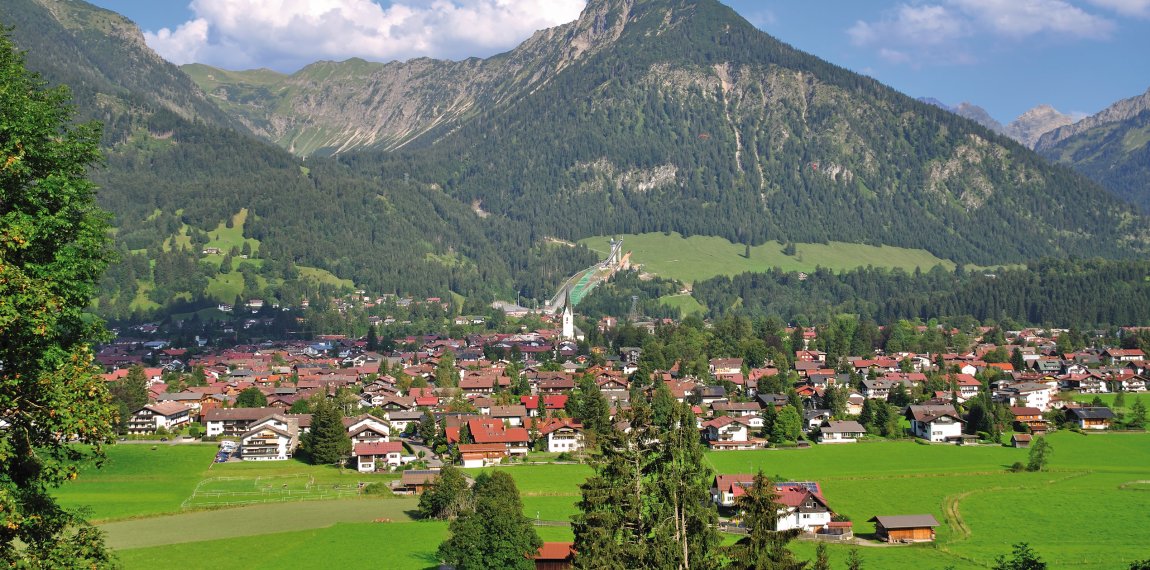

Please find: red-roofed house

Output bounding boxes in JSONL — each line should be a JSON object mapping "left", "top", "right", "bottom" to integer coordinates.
{"left": 536, "top": 418, "right": 585, "bottom": 453}
{"left": 457, "top": 443, "right": 508, "bottom": 468}
{"left": 353, "top": 441, "right": 404, "bottom": 472}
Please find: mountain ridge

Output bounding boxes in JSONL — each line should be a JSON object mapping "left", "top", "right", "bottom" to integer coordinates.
{"left": 4, "top": 0, "right": 1148, "bottom": 319}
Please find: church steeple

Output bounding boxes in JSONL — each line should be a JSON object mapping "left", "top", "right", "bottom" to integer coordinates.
{"left": 561, "top": 288, "right": 574, "bottom": 340}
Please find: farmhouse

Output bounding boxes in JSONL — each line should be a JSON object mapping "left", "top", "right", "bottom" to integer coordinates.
{"left": 774, "top": 483, "right": 833, "bottom": 533}
{"left": 204, "top": 407, "right": 311, "bottom": 437}
{"left": 457, "top": 443, "right": 508, "bottom": 468}
{"left": 353, "top": 441, "right": 404, "bottom": 472}
{"left": 702, "top": 415, "right": 752, "bottom": 443}
{"left": 868, "top": 514, "right": 940, "bottom": 542}
{"left": 239, "top": 415, "right": 301, "bottom": 461}
{"left": 818, "top": 420, "right": 867, "bottom": 443}
{"left": 126, "top": 402, "right": 192, "bottom": 434}
{"left": 905, "top": 404, "right": 965, "bottom": 442}
{"left": 1066, "top": 407, "right": 1115, "bottom": 430}
{"left": 343, "top": 414, "right": 391, "bottom": 443}
{"left": 537, "top": 418, "right": 585, "bottom": 453}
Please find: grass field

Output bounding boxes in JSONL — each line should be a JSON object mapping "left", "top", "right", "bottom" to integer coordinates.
{"left": 62, "top": 433, "right": 1150, "bottom": 569}
{"left": 660, "top": 293, "right": 708, "bottom": 317}
{"left": 579, "top": 232, "right": 956, "bottom": 284}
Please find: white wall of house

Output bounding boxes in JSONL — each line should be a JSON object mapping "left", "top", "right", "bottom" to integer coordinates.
{"left": 546, "top": 429, "right": 584, "bottom": 453}
{"left": 777, "top": 509, "right": 832, "bottom": 533}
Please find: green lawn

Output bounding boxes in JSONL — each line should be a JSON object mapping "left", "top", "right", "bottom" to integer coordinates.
{"left": 55, "top": 444, "right": 216, "bottom": 521}
{"left": 66, "top": 433, "right": 1150, "bottom": 569}
{"left": 117, "top": 521, "right": 448, "bottom": 570}
{"left": 660, "top": 293, "right": 708, "bottom": 317}
{"left": 579, "top": 232, "right": 956, "bottom": 284}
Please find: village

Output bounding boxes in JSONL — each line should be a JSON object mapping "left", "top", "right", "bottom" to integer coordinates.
{"left": 95, "top": 295, "right": 1150, "bottom": 566}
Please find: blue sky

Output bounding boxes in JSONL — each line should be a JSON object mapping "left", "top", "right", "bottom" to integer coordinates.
{"left": 88, "top": 0, "right": 1150, "bottom": 124}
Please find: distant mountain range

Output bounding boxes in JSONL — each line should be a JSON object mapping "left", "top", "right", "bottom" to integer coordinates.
{"left": 4, "top": 0, "right": 1148, "bottom": 319}
{"left": 917, "top": 98, "right": 1077, "bottom": 149}
{"left": 1036, "top": 87, "right": 1150, "bottom": 212}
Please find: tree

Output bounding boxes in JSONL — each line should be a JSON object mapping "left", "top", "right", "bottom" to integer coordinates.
{"left": 418, "top": 464, "right": 471, "bottom": 520}
{"left": 1130, "top": 397, "right": 1146, "bottom": 430}
{"left": 573, "top": 405, "right": 720, "bottom": 570}
{"left": 1026, "top": 436, "right": 1052, "bottom": 472}
{"left": 0, "top": 33, "right": 118, "bottom": 567}
{"left": 993, "top": 543, "right": 1047, "bottom": 570}
{"left": 772, "top": 406, "right": 803, "bottom": 443}
{"left": 846, "top": 549, "right": 863, "bottom": 570}
{"left": 436, "top": 350, "right": 458, "bottom": 388}
{"left": 301, "top": 396, "right": 352, "bottom": 465}
{"left": 438, "top": 471, "right": 541, "bottom": 570}
{"left": 722, "top": 470, "right": 806, "bottom": 570}
{"left": 108, "top": 365, "right": 150, "bottom": 433}
{"left": 418, "top": 412, "right": 437, "bottom": 443}
{"left": 188, "top": 364, "right": 208, "bottom": 387}
{"left": 812, "top": 543, "right": 830, "bottom": 570}
{"left": 235, "top": 387, "right": 268, "bottom": 408}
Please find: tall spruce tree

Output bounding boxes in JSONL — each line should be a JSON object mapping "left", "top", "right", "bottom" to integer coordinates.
{"left": 109, "top": 365, "right": 150, "bottom": 433}
{"left": 303, "top": 395, "right": 352, "bottom": 465}
{"left": 573, "top": 404, "right": 720, "bottom": 570}
{"left": 0, "top": 31, "right": 118, "bottom": 566}
{"left": 722, "top": 470, "right": 807, "bottom": 570}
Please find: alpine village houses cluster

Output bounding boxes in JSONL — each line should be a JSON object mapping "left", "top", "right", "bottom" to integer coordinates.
{"left": 101, "top": 310, "right": 1142, "bottom": 553}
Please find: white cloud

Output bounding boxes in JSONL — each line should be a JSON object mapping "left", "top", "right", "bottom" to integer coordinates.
{"left": 143, "top": 0, "right": 587, "bottom": 71}
{"left": 848, "top": 0, "right": 1116, "bottom": 66}
{"left": 849, "top": 4, "right": 968, "bottom": 47}
{"left": 1084, "top": 0, "right": 1150, "bottom": 17}
{"left": 951, "top": 0, "right": 1114, "bottom": 39}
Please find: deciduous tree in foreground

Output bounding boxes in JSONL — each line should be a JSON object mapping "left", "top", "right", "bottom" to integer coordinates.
{"left": 0, "top": 30, "right": 118, "bottom": 566}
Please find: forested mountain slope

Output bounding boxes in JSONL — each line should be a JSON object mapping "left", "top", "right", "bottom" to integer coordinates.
{"left": 1036, "top": 87, "right": 1150, "bottom": 212}
{"left": 2, "top": 0, "right": 598, "bottom": 320}
{"left": 5, "top": 0, "right": 1148, "bottom": 323}
{"left": 337, "top": 0, "right": 1145, "bottom": 266}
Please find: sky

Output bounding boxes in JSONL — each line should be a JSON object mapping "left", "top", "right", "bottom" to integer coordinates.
{"left": 87, "top": 0, "right": 1150, "bottom": 124}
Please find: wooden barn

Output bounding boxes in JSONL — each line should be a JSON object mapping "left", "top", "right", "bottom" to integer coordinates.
{"left": 867, "top": 514, "right": 940, "bottom": 542}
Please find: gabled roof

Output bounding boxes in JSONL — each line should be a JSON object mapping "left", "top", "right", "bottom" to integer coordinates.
{"left": 354, "top": 441, "right": 403, "bottom": 456}
{"left": 905, "top": 404, "right": 965, "bottom": 424}
{"left": 1068, "top": 407, "right": 1115, "bottom": 420}
{"left": 867, "top": 514, "right": 940, "bottom": 529}
{"left": 137, "top": 402, "right": 191, "bottom": 416}
{"left": 821, "top": 420, "right": 866, "bottom": 434}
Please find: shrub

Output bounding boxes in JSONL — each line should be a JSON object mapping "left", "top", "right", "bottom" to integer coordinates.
{"left": 1010, "top": 462, "right": 1026, "bottom": 473}
{"left": 363, "top": 482, "right": 394, "bottom": 497}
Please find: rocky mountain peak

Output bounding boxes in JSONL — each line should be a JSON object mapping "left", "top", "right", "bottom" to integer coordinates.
{"left": 1035, "top": 86, "right": 1150, "bottom": 151}
{"left": 1006, "top": 104, "right": 1076, "bottom": 149}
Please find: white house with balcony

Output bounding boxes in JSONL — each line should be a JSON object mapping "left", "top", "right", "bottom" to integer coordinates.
{"left": 905, "top": 404, "right": 965, "bottom": 442}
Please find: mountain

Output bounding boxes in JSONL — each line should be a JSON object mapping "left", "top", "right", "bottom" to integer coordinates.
{"left": 954, "top": 102, "right": 1007, "bottom": 136}
{"left": 914, "top": 98, "right": 1076, "bottom": 148}
{"left": 1, "top": 0, "right": 244, "bottom": 141}
{"left": 1, "top": 0, "right": 599, "bottom": 320}
{"left": 1005, "top": 104, "right": 1076, "bottom": 149}
{"left": 5, "top": 0, "right": 1148, "bottom": 322}
{"left": 1036, "top": 87, "right": 1150, "bottom": 211}
{"left": 180, "top": 0, "right": 651, "bottom": 157}
{"left": 1035, "top": 87, "right": 1150, "bottom": 151}
{"left": 917, "top": 98, "right": 1007, "bottom": 135}
{"left": 329, "top": 0, "right": 1143, "bottom": 266}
